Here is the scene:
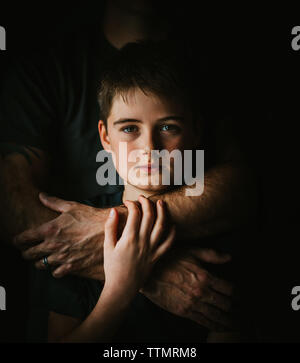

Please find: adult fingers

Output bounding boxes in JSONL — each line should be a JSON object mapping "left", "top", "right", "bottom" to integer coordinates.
{"left": 153, "top": 225, "right": 176, "bottom": 262}
{"left": 13, "top": 225, "right": 47, "bottom": 250}
{"left": 34, "top": 251, "right": 68, "bottom": 270}
{"left": 39, "top": 192, "right": 74, "bottom": 213}
{"left": 200, "top": 287, "right": 232, "bottom": 312}
{"left": 21, "top": 240, "right": 60, "bottom": 260}
{"left": 209, "top": 275, "right": 234, "bottom": 297}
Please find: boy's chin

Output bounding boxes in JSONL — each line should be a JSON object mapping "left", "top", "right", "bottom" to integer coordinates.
{"left": 127, "top": 181, "right": 173, "bottom": 193}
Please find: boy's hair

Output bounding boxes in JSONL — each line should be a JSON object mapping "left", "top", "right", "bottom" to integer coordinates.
{"left": 98, "top": 40, "right": 201, "bottom": 127}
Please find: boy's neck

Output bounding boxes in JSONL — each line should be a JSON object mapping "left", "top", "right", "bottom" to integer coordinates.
{"left": 122, "top": 184, "right": 155, "bottom": 203}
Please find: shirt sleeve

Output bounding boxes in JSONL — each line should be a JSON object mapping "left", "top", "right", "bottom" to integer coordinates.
{"left": 0, "top": 50, "right": 63, "bottom": 152}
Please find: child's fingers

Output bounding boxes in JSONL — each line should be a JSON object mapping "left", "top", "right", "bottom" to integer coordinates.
{"left": 152, "top": 225, "right": 176, "bottom": 262}
{"left": 149, "top": 199, "right": 166, "bottom": 248}
{"left": 104, "top": 208, "right": 119, "bottom": 251}
{"left": 138, "top": 195, "right": 155, "bottom": 240}
{"left": 120, "top": 200, "right": 142, "bottom": 241}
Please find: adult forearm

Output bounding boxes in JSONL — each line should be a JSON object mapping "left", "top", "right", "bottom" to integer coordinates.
{"left": 149, "top": 162, "right": 257, "bottom": 239}
{"left": 0, "top": 154, "right": 58, "bottom": 242}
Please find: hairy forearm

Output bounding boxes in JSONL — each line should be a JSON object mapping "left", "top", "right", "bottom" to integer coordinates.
{"left": 0, "top": 154, "right": 58, "bottom": 242}
{"left": 149, "top": 162, "right": 257, "bottom": 239}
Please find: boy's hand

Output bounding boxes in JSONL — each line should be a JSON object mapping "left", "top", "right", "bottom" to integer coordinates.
{"left": 103, "top": 195, "right": 176, "bottom": 303}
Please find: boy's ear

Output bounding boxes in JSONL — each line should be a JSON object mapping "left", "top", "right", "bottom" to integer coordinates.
{"left": 98, "top": 120, "right": 111, "bottom": 152}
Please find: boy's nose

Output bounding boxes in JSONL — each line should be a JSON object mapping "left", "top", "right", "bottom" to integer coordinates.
{"left": 141, "top": 132, "right": 159, "bottom": 155}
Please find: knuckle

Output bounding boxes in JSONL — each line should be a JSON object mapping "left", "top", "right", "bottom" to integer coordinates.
{"left": 61, "top": 201, "right": 73, "bottom": 212}
{"left": 56, "top": 253, "right": 67, "bottom": 263}
{"left": 67, "top": 201, "right": 75, "bottom": 208}
{"left": 46, "top": 224, "right": 61, "bottom": 237}
{"left": 131, "top": 203, "right": 141, "bottom": 217}
{"left": 66, "top": 263, "right": 73, "bottom": 271}
{"left": 48, "top": 241, "right": 62, "bottom": 251}
{"left": 185, "top": 294, "right": 196, "bottom": 309}
{"left": 176, "top": 304, "right": 187, "bottom": 316}
{"left": 188, "top": 270, "right": 198, "bottom": 284}
{"left": 198, "top": 270, "right": 209, "bottom": 284}
{"left": 193, "top": 286, "right": 203, "bottom": 298}
{"left": 181, "top": 302, "right": 192, "bottom": 316}
{"left": 51, "top": 270, "right": 58, "bottom": 278}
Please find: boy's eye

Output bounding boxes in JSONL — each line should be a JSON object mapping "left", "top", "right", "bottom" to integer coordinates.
{"left": 121, "top": 125, "right": 138, "bottom": 133}
{"left": 160, "top": 124, "right": 181, "bottom": 133}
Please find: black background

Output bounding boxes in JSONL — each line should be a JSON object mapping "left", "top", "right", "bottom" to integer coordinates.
{"left": 0, "top": 2, "right": 299, "bottom": 343}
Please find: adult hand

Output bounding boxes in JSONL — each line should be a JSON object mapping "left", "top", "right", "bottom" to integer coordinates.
{"left": 13, "top": 193, "right": 127, "bottom": 280}
{"left": 141, "top": 247, "right": 235, "bottom": 331}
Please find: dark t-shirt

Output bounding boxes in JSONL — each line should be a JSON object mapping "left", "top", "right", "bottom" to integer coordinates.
{"left": 0, "top": 24, "right": 122, "bottom": 199}
{"left": 28, "top": 190, "right": 209, "bottom": 343}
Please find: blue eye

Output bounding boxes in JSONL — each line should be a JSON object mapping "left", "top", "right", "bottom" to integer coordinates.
{"left": 161, "top": 124, "right": 180, "bottom": 133}
{"left": 122, "top": 125, "right": 138, "bottom": 133}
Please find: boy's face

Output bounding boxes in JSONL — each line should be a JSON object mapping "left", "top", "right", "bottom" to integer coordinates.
{"left": 99, "top": 87, "right": 200, "bottom": 192}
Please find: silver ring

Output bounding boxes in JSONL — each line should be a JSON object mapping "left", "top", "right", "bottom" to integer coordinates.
{"left": 43, "top": 256, "right": 50, "bottom": 269}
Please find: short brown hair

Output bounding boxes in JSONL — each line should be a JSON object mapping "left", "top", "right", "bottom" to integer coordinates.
{"left": 98, "top": 40, "right": 201, "bottom": 128}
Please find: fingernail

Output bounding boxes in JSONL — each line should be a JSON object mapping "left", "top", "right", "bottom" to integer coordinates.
{"left": 109, "top": 208, "right": 115, "bottom": 218}
{"left": 158, "top": 200, "right": 163, "bottom": 206}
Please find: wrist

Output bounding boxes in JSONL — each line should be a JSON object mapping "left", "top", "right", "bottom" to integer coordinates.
{"left": 100, "top": 283, "right": 137, "bottom": 309}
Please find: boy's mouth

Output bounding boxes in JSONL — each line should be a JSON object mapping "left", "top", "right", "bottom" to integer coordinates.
{"left": 135, "top": 164, "right": 160, "bottom": 174}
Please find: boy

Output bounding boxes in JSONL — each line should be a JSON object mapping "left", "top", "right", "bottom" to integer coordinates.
{"left": 40, "top": 41, "right": 231, "bottom": 342}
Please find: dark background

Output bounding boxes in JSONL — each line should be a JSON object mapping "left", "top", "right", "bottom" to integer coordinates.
{"left": 0, "top": 2, "right": 299, "bottom": 342}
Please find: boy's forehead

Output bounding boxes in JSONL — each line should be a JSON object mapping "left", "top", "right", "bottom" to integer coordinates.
{"left": 108, "top": 88, "right": 186, "bottom": 121}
